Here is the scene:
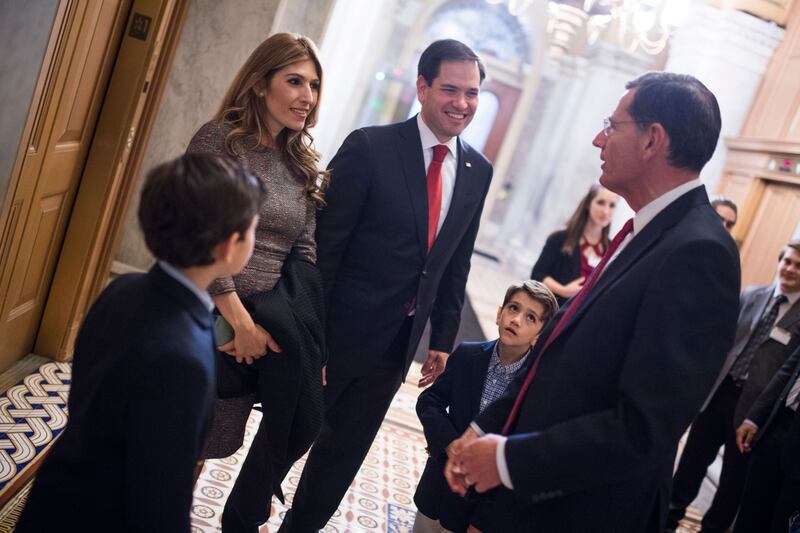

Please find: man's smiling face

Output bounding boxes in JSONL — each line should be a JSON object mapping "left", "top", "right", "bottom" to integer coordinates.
{"left": 417, "top": 60, "right": 481, "bottom": 142}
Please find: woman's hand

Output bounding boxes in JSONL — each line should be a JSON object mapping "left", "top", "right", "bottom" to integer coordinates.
{"left": 219, "top": 321, "right": 281, "bottom": 364}
{"left": 543, "top": 275, "right": 584, "bottom": 299}
{"left": 214, "top": 291, "right": 281, "bottom": 364}
{"left": 563, "top": 277, "right": 585, "bottom": 297}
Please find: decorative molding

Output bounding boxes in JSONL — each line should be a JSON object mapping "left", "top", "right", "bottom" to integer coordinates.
{"left": 726, "top": 136, "right": 800, "bottom": 155}
{"left": 707, "top": 0, "right": 795, "bottom": 26}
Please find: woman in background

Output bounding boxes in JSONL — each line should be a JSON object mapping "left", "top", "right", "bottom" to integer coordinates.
{"left": 530, "top": 184, "right": 617, "bottom": 304}
{"left": 187, "top": 32, "right": 328, "bottom": 532}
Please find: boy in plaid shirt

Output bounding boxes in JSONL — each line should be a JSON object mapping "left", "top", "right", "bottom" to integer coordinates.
{"left": 413, "top": 280, "right": 558, "bottom": 533}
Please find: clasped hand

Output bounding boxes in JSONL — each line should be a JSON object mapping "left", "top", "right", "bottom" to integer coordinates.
{"left": 735, "top": 421, "right": 758, "bottom": 453}
{"left": 218, "top": 322, "right": 281, "bottom": 365}
{"left": 444, "top": 428, "right": 504, "bottom": 495}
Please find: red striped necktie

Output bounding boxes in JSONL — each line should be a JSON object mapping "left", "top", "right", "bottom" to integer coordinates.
{"left": 501, "top": 218, "right": 635, "bottom": 435}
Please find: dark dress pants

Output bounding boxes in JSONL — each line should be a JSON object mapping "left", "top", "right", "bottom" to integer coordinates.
{"left": 221, "top": 415, "right": 283, "bottom": 533}
{"left": 279, "top": 318, "right": 412, "bottom": 532}
{"left": 734, "top": 408, "right": 800, "bottom": 533}
{"left": 699, "top": 426, "right": 751, "bottom": 532}
{"left": 667, "top": 376, "right": 744, "bottom": 531}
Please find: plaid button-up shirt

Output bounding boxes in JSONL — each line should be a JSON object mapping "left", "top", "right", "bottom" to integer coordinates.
{"left": 478, "top": 342, "right": 530, "bottom": 414}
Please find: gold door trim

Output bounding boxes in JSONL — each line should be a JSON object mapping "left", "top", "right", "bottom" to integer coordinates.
{"left": 35, "top": 0, "right": 190, "bottom": 360}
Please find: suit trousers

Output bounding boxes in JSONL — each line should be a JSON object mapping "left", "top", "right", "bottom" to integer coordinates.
{"left": 734, "top": 408, "right": 800, "bottom": 533}
{"left": 279, "top": 318, "right": 413, "bottom": 532}
{"left": 667, "top": 376, "right": 748, "bottom": 532}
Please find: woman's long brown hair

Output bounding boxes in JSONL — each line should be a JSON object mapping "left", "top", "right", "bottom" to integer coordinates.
{"left": 213, "top": 33, "right": 329, "bottom": 207}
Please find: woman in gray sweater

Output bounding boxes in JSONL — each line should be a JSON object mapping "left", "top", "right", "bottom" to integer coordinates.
{"left": 187, "top": 32, "right": 328, "bottom": 530}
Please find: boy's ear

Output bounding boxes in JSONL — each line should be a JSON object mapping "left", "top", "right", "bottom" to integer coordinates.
{"left": 496, "top": 306, "right": 502, "bottom": 325}
{"left": 213, "top": 232, "right": 241, "bottom": 265}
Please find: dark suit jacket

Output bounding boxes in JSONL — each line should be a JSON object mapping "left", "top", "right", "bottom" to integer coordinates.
{"left": 415, "top": 340, "right": 497, "bottom": 532}
{"left": 746, "top": 345, "right": 800, "bottom": 479}
{"left": 734, "top": 291, "right": 800, "bottom": 426}
{"left": 698, "top": 284, "right": 769, "bottom": 412}
{"left": 474, "top": 186, "right": 741, "bottom": 532}
{"left": 17, "top": 265, "right": 216, "bottom": 533}
{"left": 316, "top": 116, "right": 493, "bottom": 375}
{"left": 530, "top": 230, "right": 581, "bottom": 306}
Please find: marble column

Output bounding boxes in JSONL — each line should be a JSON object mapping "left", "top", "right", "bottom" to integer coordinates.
{"left": 478, "top": 2, "right": 590, "bottom": 269}
{"left": 482, "top": 0, "right": 658, "bottom": 278}
{"left": 311, "top": 0, "right": 401, "bottom": 163}
{"left": 664, "top": 2, "right": 784, "bottom": 195}
{"left": 270, "top": 0, "right": 336, "bottom": 40}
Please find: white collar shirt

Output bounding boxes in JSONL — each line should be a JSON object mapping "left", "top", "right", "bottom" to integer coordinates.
{"left": 158, "top": 260, "right": 215, "bottom": 312}
{"left": 607, "top": 179, "right": 703, "bottom": 267}
{"left": 774, "top": 286, "right": 800, "bottom": 323}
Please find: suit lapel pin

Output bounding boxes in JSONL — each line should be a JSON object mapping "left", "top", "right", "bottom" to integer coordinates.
{"left": 465, "top": 161, "right": 472, "bottom": 168}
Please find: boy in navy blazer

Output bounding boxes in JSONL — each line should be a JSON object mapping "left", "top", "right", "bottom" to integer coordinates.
{"left": 414, "top": 280, "right": 558, "bottom": 533}
{"left": 16, "top": 154, "right": 265, "bottom": 533}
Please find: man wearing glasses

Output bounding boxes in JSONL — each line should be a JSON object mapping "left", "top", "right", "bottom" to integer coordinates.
{"left": 712, "top": 196, "right": 738, "bottom": 234}
{"left": 444, "top": 72, "right": 740, "bottom": 532}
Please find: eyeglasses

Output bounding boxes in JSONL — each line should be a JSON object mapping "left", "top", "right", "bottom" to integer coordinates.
{"left": 603, "top": 117, "right": 641, "bottom": 137}
{"left": 717, "top": 213, "right": 736, "bottom": 229}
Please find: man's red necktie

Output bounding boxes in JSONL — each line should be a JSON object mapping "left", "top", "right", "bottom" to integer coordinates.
{"left": 501, "top": 218, "right": 635, "bottom": 435}
{"left": 427, "top": 145, "right": 449, "bottom": 250}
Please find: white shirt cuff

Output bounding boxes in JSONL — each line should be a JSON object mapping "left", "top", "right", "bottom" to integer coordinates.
{"left": 742, "top": 419, "right": 759, "bottom": 431}
{"left": 496, "top": 436, "right": 513, "bottom": 489}
{"left": 470, "top": 422, "right": 485, "bottom": 437}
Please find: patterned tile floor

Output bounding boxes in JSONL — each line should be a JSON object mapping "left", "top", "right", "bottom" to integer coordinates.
{"left": 190, "top": 370, "right": 427, "bottom": 533}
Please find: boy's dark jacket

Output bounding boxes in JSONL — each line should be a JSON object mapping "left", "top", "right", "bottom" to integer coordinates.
{"left": 16, "top": 264, "right": 216, "bottom": 532}
{"left": 415, "top": 339, "right": 505, "bottom": 532}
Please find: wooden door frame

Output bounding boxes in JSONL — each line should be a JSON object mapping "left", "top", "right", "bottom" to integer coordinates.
{"left": 34, "top": 0, "right": 191, "bottom": 360}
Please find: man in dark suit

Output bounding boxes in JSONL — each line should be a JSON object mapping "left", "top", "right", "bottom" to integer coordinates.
{"left": 278, "top": 39, "right": 493, "bottom": 533}
{"left": 735, "top": 315, "right": 800, "bottom": 531}
{"left": 15, "top": 154, "right": 264, "bottom": 532}
{"left": 666, "top": 241, "right": 800, "bottom": 532}
{"left": 445, "top": 72, "right": 741, "bottom": 532}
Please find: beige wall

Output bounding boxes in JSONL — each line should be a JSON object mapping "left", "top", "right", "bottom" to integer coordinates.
{"left": 114, "top": 0, "right": 335, "bottom": 270}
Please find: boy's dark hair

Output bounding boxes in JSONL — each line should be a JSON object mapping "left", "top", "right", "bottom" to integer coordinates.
{"left": 138, "top": 153, "right": 265, "bottom": 268}
{"left": 625, "top": 72, "right": 721, "bottom": 172}
{"left": 502, "top": 280, "right": 559, "bottom": 324}
{"left": 418, "top": 39, "right": 486, "bottom": 85}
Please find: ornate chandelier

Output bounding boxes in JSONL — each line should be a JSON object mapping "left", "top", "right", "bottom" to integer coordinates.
{"left": 485, "top": 0, "right": 690, "bottom": 55}
{"left": 585, "top": 0, "right": 690, "bottom": 55}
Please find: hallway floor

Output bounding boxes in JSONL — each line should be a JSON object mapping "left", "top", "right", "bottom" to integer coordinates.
{"left": 191, "top": 364, "right": 427, "bottom": 532}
